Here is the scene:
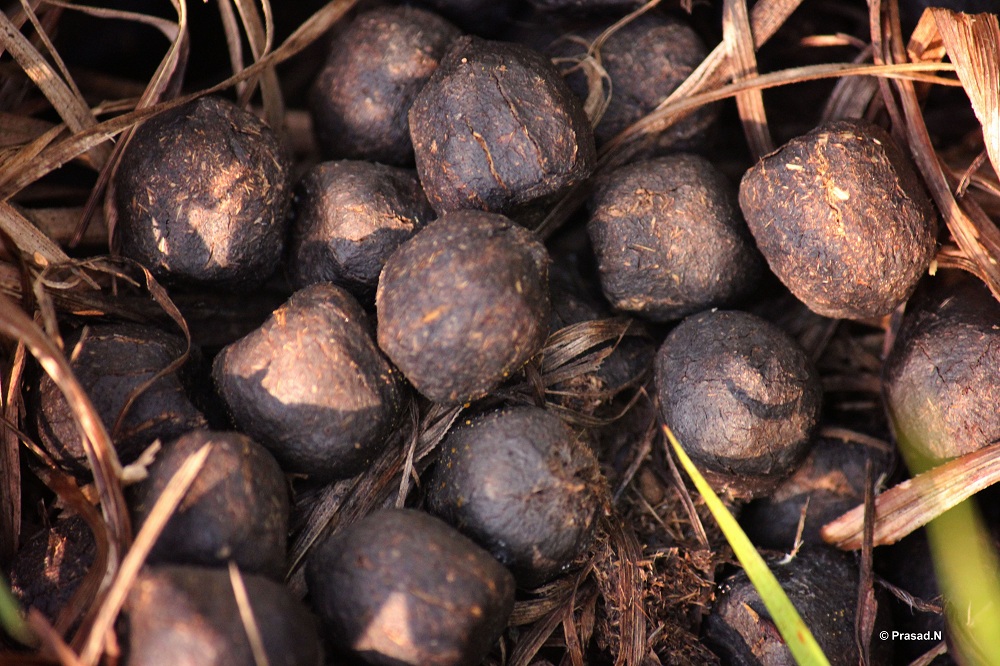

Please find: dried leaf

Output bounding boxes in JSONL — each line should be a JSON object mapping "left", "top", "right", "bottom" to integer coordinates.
{"left": 931, "top": 9, "right": 1000, "bottom": 182}
{"left": 821, "top": 442, "right": 1000, "bottom": 550}
{"left": 78, "top": 442, "right": 211, "bottom": 666}
{"left": 0, "top": 8, "right": 109, "bottom": 164}
{"left": 723, "top": 0, "right": 774, "bottom": 158}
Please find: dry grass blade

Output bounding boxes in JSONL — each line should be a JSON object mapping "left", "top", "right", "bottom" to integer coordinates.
{"left": 78, "top": 442, "right": 211, "bottom": 666}
{"left": 228, "top": 562, "right": 270, "bottom": 666}
{"left": 0, "top": 342, "right": 27, "bottom": 562}
{"left": 0, "top": 8, "right": 108, "bottom": 165}
{"left": 0, "top": 202, "right": 70, "bottom": 266}
{"left": 26, "top": 609, "right": 82, "bottom": 666}
{"left": 230, "top": 0, "right": 283, "bottom": 131}
{"left": 821, "top": 442, "right": 1000, "bottom": 550}
{"left": 723, "top": 0, "right": 774, "bottom": 158}
{"left": 0, "top": 0, "right": 357, "bottom": 203}
{"left": 109, "top": 265, "right": 191, "bottom": 442}
{"left": 72, "top": 0, "right": 188, "bottom": 248}
{"left": 0, "top": 293, "right": 129, "bottom": 554}
{"left": 931, "top": 9, "right": 1000, "bottom": 181}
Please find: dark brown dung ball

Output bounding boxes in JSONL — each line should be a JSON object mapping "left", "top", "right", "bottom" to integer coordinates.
{"left": 32, "top": 322, "right": 206, "bottom": 475}
{"left": 288, "top": 160, "right": 434, "bottom": 300}
{"left": 546, "top": 12, "right": 713, "bottom": 150}
{"left": 213, "top": 283, "right": 406, "bottom": 481}
{"left": 426, "top": 406, "right": 607, "bottom": 587}
{"left": 305, "top": 508, "right": 515, "bottom": 666}
{"left": 409, "top": 35, "right": 596, "bottom": 217}
{"left": 884, "top": 276, "right": 1000, "bottom": 464}
{"left": 9, "top": 515, "right": 95, "bottom": 625}
{"left": 587, "top": 154, "right": 763, "bottom": 322}
{"left": 122, "top": 565, "right": 321, "bottom": 666}
{"left": 740, "top": 435, "right": 895, "bottom": 550}
{"left": 376, "top": 210, "right": 550, "bottom": 404}
{"left": 115, "top": 96, "right": 292, "bottom": 289}
{"left": 310, "top": 6, "right": 460, "bottom": 165}
{"left": 705, "top": 547, "right": 891, "bottom": 665}
{"left": 128, "top": 430, "right": 289, "bottom": 579}
{"left": 739, "top": 120, "right": 937, "bottom": 319}
{"left": 655, "top": 310, "right": 821, "bottom": 499}
{"left": 416, "top": 0, "right": 516, "bottom": 35}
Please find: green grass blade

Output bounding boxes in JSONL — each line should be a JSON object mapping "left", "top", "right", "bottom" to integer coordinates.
{"left": 664, "top": 425, "right": 830, "bottom": 666}
{"left": 0, "top": 574, "right": 34, "bottom": 646}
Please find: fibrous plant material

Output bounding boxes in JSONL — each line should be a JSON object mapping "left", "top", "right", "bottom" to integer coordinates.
{"left": 409, "top": 35, "right": 596, "bottom": 217}
{"left": 287, "top": 160, "right": 434, "bottom": 300}
{"left": 213, "top": 283, "right": 406, "bottom": 481}
{"left": 548, "top": 12, "right": 714, "bottom": 150}
{"left": 705, "top": 547, "right": 891, "bottom": 665}
{"left": 305, "top": 508, "right": 515, "bottom": 666}
{"left": 122, "top": 565, "right": 321, "bottom": 666}
{"left": 655, "top": 310, "right": 821, "bottom": 499}
{"left": 740, "top": 435, "right": 894, "bottom": 550}
{"left": 128, "top": 430, "right": 289, "bottom": 579}
{"left": 376, "top": 210, "right": 550, "bottom": 404}
{"left": 739, "top": 120, "right": 937, "bottom": 320}
{"left": 426, "top": 406, "right": 608, "bottom": 587}
{"left": 309, "top": 6, "right": 460, "bottom": 166}
{"left": 31, "top": 322, "right": 206, "bottom": 475}
{"left": 587, "top": 154, "right": 763, "bottom": 322}
{"left": 884, "top": 276, "right": 1000, "bottom": 463}
{"left": 115, "top": 96, "right": 292, "bottom": 290}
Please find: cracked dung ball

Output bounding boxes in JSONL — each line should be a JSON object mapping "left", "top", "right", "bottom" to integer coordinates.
{"left": 32, "top": 322, "right": 206, "bottom": 476}
{"left": 306, "top": 508, "right": 515, "bottom": 666}
{"left": 122, "top": 565, "right": 321, "bottom": 666}
{"left": 115, "top": 95, "right": 292, "bottom": 289}
{"left": 288, "top": 160, "right": 435, "bottom": 301}
{"left": 705, "top": 547, "right": 892, "bottom": 665}
{"left": 376, "top": 210, "right": 550, "bottom": 404}
{"left": 427, "top": 406, "right": 607, "bottom": 587}
{"left": 739, "top": 119, "right": 937, "bottom": 319}
{"left": 310, "top": 6, "right": 460, "bottom": 166}
{"left": 409, "top": 35, "right": 596, "bottom": 217}
{"left": 128, "top": 430, "right": 289, "bottom": 579}
{"left": 546, "top": 12, "right": 714, "bottom": 151}
{"left": 587, "top": 153, "right": 764, "bottom": 322}
{"left": 884, "top": 276, "right": 1000, "bottom": 464}
{"left": 655, "top": 309, "right": 821, "bottom": 499}
{"left": 213, "top": 282, "right": 406, "bottom": 481}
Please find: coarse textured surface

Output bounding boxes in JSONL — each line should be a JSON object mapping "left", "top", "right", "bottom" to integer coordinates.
{"left": 740, "top": 436, "right": 895, "bottom": 550}
{"left": 32, "top": 322, "right": 206, "bottom": 475}
{"left": 409, "top": 35, "right": 596, "bottom": 216}
{"left": 883, "top": 276, "right": 1000, "bottom": 463}
{"left": 288, "top": 160, "right": 434, "bottom": 300}
{"left": 588, "top": 154, "right": 763, "bottom": 321}
{"left": 305, "top": 508, "right": 515, "bottom": 666}
{"left": 547, "top": 12, "right": 714, "bottom": 150}
{"left": 705, "top": 547, "right": 890, "bottom": 665}
{"left": 739, "top": 120, "right": 937, "bottom": 319}
{"left": 655, "top": 310, "right": 821, "bottom": 499}
{"left": 310, "top": 7, "right": 460, "bottom": 165}
{"left": 123, "top": 565, "right": 321, "bottom": 666}
{"left": 213, "top": 283, "right": 406, "bottom": 481}
{"left": 9, "top": 515, "right": 95, "bottom": 624}
{"left": 115, "top": 96, "right": 292, "bottom": 289}
{"left": 376, "top": 210, "right": 550, "bottom": 404}
{"left": 128, "top": 430, "right": 289, "bottom": 579}
{"left": 427, "top": 406, "right": 607, "bottom": 587}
